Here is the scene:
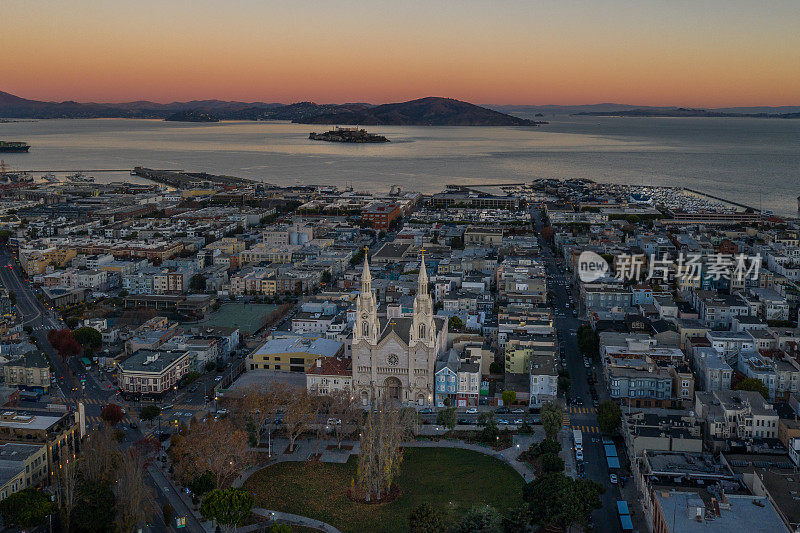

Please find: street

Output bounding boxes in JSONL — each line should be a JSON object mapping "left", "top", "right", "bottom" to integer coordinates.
{"left": 532, "top": 209, "right": 622, "bottom": 532}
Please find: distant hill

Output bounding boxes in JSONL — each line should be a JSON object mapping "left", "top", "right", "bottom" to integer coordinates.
{"left": 574, "top": 108, "right": 800, "bottom": 118}
{"left": 295, "top": 97, "right": 540, "bottom": 126}
{"left": 0, "top": 91, "right": 540, "bottom": 125}
{"left": 489, "top": 103, "right": 800, "bottom": 118}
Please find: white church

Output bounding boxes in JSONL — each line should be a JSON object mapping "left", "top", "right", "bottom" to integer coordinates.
{"left": 352, "top": 255, "right": 448, "bottom": 405}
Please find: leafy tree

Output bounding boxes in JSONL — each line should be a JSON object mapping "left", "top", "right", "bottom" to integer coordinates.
{"left": 734, "top": 377, "right": 770, "bottom": 400}
{"left": 501, "top": 390, "right": 516, "bottom": 406}
{"left": 320, "top": 270, "right": 332, "bottom": 284}
{"left": 540, "top": 452, "right": 565, "bottom": 473}
{"left": 448, "top": 316, "right": 465, "bottom": 331}
{"left": 140, "top": 405, "right": 161, "bottom": 422}
{"left": 501, "top": 507, "right": 532, "bottom": 533}
{"left": 200, "top": 488, "right": 254, "bottom": 533}
{"left": 47, "top": 328, "right": 82, "bottom": 358}
{"left": 73, "top": 326, "right": 102, "bottom": 351}
{"left": 540, "top": 401, "right": 563, "bottom": 440}
{"left": 558, "top": 375, "right": 571, "bottom": 394}
{"left": 540, "top": 438, "right": 561, "bottom": 456}
{"left": 408, "top": 502, "right": 449, "bottom": 533}
{"left": 101, "top": 403, "right": 125, "bottom": 426}
{"left": 523, "top": 472, "right": 604, "bottom": 530}
{"left": 576, "top": 325, "right": 599, "bottom": 360}
{"left": 436, "top": 407, "right": 457, "bottom": 429}
{"left": 269, "top": 524, "right": 293, "bottom": 533}
{"left": 453, "top": 505, "right": 501, "bottom": 533}
{"left": 597, "top": 400, "right": 622, "bottom": 435}
{"left": 489, "top": 361, "right": 503, "bottom": 374}
{"left": 479, "top": 417, "right": 500, "bottom": 443}
{"left": 0, "top": 229, "right": 11, "bottom": 243}
{"left": 188, "top": 471, "right": 216, "bottom": 499}
{"left": 189, "top": 274, "right": 207, "bottom": 292}
{"left": 540, "top": 226, "right": 555, "bottom": 242}
{"left": 70, "top": 480, "right": 116, "bottom": 533}
{"left": 0, "top": 488, "right": 56, "bottom": 529}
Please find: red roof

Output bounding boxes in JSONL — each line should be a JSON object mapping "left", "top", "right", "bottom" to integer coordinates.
{"left": 307, "top": 357, "right": 352, "bottom": 376}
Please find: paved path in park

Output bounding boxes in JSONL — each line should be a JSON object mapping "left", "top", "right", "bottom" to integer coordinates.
{"left": 235, "top": 509, "right": 342, "bottom": 533}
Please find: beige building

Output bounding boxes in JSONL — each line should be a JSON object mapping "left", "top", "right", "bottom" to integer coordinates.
{"left": 352, "top": 256, "right": 448, "bottom": 406}
{"left": 0, "top": 408, "right": 80, "bottom": 476}
{"left": 0, "top": 443, "right": 49, "bottom": 500}
{"left": 695, "top": 389, "right": 779, "bottom": 440}
{"left": 118, "top": 349, "right": 190, "bottom": 399}
{"left": 3, "top": 352, "right": 50, "bottom": 392}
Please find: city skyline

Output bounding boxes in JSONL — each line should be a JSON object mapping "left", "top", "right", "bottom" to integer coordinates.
{"left": 5, "top": 1, "right": 800, "bottom": 107}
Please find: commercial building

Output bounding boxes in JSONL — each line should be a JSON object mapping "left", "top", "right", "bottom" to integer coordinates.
{"left": 249, "top": 336, "right": 344, "bottom": 373}
{"left": 118, "top": 349, "right": 191, "bottom": 399}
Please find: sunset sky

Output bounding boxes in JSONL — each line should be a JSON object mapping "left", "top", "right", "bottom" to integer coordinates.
{"left": 4, "top": 1, "right": 800, "bottom": 107}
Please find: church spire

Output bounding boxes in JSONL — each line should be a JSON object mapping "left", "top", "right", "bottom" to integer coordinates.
{"left": 417, "top": 252, "right": 428, "bottom": 294}
{"left": 362, "top": 253, "right": 372, "bottom": 293}
{"left": 355, "top": 253, "right": 379, "bottom": 345}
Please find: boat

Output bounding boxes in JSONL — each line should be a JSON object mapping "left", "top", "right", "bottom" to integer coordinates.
{"left": 0, "top": 141, "right": 30, "bottom": 153}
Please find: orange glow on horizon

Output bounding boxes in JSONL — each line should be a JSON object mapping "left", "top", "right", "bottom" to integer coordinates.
{"left": 4, "top": 1, "right": 800, "bottom": 108}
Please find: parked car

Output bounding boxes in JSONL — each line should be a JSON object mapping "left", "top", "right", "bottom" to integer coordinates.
{"left": 495, "top": 407, "right": 510, "bottom": 414}
{"left": 610, "top": 473, "right": 618, "bottom": 484}
{"left": 466, "top": 407, "right": 478, "bottom": 414}
{"left": 511, "top": 408, "right": 525, "bottom": 414}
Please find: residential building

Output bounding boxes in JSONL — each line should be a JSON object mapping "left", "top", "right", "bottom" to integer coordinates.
{"left": 306, "top": 357, "right": 352, "bottom": 395}
{"left": 694, "top": 389, "right": 778, "bottom": 441}
{"left": 2, "top": 352, "right": 50, "bottom": 392}
{"left": 0, "top": 443, "right": 49, "bottom": 500}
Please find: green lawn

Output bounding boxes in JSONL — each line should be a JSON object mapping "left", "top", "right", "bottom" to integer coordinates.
{"left": 243, "top": 447, "right": 525, "bottom": 533}
{"left": 189, "top": 302, "right": 277, "bottom": 336}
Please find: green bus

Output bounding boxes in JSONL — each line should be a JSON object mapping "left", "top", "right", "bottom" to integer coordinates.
{"left": 80, "top": 357, "right": 92, "bottom": 371}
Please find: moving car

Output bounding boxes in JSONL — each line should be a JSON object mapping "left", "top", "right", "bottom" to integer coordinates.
{"left": 610, "top": 473, "right": 618, "bottom": 484}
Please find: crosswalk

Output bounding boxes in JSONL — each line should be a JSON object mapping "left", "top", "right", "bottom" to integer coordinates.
{"left": 562, "top": 411, "right": 570, "bottom": 427}
{"left": 84, "top": 415, "right": 139, "bottom": 426}
{"left": 570, "top": 424, "right": 601, "bottom": 434}
{"left": 567, "top": 407, "right": 596, "bottom": 415}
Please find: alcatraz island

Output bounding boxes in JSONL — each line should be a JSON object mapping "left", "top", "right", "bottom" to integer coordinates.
{"left": 309, "top": 126, "right": 390, "bottom": 143}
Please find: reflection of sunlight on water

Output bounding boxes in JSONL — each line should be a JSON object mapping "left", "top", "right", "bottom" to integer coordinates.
{"left": 2, "top": 117, "right": 798, "bottom": 216}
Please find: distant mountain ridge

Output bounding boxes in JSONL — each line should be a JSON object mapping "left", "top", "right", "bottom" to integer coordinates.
{"left": 488, "top": 103, "right": 800, "bottom": 118}
{"left": 0, "top": 91, "right": 538, "bottom": 126}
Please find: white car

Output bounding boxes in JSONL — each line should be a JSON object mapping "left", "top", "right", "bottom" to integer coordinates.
{"left": 575, "top": 449, "right": 584, "bottom": 461}
{"left": 610, "top": 473, "right": 618, "bottom": 484}
{"left": 466, "top": 407, "right": 478, "bottom": 414}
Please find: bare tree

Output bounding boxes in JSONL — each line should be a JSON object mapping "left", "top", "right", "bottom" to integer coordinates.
{"left": 80, "top": 424, "right": 121, "bottom": 484}
{"left": 323, "top": 390, "right": 362, "bottom": 449}
{"left": 283, "top": 388, "right": 319, "bottom": 453}
{"left": 114, "top": 449, "right": 156, "bottom": 533}
{"left": 356, "top": 398, "right": 406, "bottom": 502}
{"left": 56, "top": 446, "right": 78, "bottom": 532}
{"left": 230, "top": 382, "right": 292, "bottom": 443}
{"left": 171, "top": 418, "right": 251, "bottom": 488}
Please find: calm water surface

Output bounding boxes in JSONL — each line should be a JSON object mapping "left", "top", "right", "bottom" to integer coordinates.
{"left": 0, "top": 116, "right": 798, "bottom": 215}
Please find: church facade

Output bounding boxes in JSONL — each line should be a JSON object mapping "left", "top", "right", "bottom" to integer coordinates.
{"left": 352, "top": 256, "right": 448, "bottom": 406}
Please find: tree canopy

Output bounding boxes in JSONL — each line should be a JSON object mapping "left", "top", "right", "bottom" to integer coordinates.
{"left": 408, "top": 502, "right": 449, "bottom": 533}
{"left": 540, "top": 401, "right": 563, "bottom": 440}
{"left": 100, "top": 404, "right": 125, "bottom": 426}
{"left": 200, "top": 488, "right": 254, "bottom": 532}
{"left": 523, "top": 472, "right": 604, "bottom": 530}
{"left": 0, "top": 488, "right": 56, "bottom": 529}
{"left": 597, "top": 400, "right": 622, "bottom": 435}
{"left": 734, "top": 377, "right": 770, "bottom": 400}
{"left": 73, "top": 326, "right": 102, "bottom": 351}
